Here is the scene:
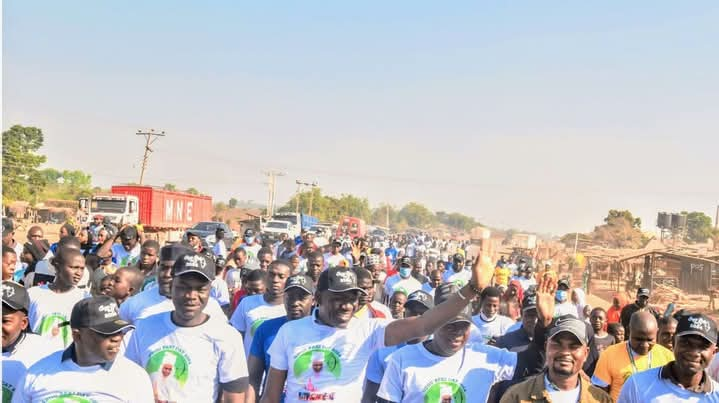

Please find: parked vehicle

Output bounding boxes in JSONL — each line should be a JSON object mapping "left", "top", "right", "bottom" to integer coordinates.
{"left": 261, "top": 220, "right": 293, "bottom": 243}
{"left": 78, "top": 185, "right": 213, "bottom": 243}
{"left": 271, "top": 213, "right": 319, "bottom": 238}
{"left": 183, "top": 221, "right": 234, "bottom": 248}
{"left": 335, "top": 216, "right": 366, "bottom": 240}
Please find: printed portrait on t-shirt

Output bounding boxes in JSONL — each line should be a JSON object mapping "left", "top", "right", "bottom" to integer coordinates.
{"left": 145, "top": 348, "right": 190, "bottom": 403}
{"left": 293, "top": 348, "right": 341, "bottom": 394}
{"left": 423, "top": 380, "right": 467, "bottom": 403}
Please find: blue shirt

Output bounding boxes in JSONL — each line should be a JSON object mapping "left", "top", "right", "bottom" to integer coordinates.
{"left": 249, "top": 316, "right": 288, "bottom": 376}
{"left": 384, "top": 247, "right": 398, "bottom": 264}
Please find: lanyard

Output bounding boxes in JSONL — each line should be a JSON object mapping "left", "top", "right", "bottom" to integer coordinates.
{"left": 626, "top": 341, "right": 652, "bottom": 373}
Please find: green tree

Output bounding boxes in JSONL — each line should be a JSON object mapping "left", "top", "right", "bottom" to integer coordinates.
{"left": 371, "top": 204, "right": 398, "bottom": 227}
{"left": 399, "top": 202, "right": 437, "bottom": 228}
{"left": 683, "top": 211, "right": 714, "bottom": 243}
{"left": 2, "top": 125, "right": 47, "bottom": 203}
{"left": 163, "top": 183, "right": 177, "bottom": 191}
{"left": 229, "top": 198, "right": 238, "bottom": 209}
{"left": 186, "top": 187, "right": 200, "bottom": 195}
{"left": 604, "top": 209, "right": 641, "bottom": 228}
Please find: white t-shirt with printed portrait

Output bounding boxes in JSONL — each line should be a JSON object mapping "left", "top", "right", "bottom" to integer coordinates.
{"left": 11, "top": 349, "right": 154, "bottom": 402}
{"left": 377, "top": 342, "right": 517, "bottom": 403}
{"left": 2, "top": 333, "right": 58, "bottom": 401}
{"left": 27, "top": 284, "right": 91, "bottom": 352}
{"left": 471, "top": 313, "right": 517, "bottom": 343}
{"left": 124, "top": 311, "right": 248, "bottom": 403}
{"left": 268, "top": 311, "right": 390, "bottom": 403}
{"left": 229, "top": 294, "right": 286, "bottom": 356}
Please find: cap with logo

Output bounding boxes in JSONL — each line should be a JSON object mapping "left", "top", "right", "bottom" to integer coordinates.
{"left": 433, "top": 283, "right": 472, "bottom": 324}
{"left": 405, "top": 290, "right": 434, "bottom": 312}
{"left": 2, "top": 281, "right": 29, "bottom": 312}
{"left": 2, "top": 217, "right": 14, "bottom": 237}
{"left": 399, "top": 256, "right": 412, "bottom": 267}
{"left": 172, "top": 252, "right": 216, "bottom": 281}
{"left": 557, "top": 279, "right": 571, "bottom": 290}
{"left": 522, "top": 293, "right": 538, "bottom": 312}
{"left": 453, "top": 253, "right": 464, "bottom": 262}
{"left": 676, "top": 313, "right": 718, "bottom": 345}
{"left": 548, "top": 317, "right": 588, "bottom": 345}
{"left": 637, "top": 288, "right": 651, "bottom": 298}
{"left": 244, "top": 229, "right": 255, "bottom": 237}
{"left": 284, "top": 274, "right": 316, "bottom": 295}
{"left": 69, "top": 295, "right": 134, "bottom": 335}
{"left": 317, "top": 268, "right": 367, "bottom": 295}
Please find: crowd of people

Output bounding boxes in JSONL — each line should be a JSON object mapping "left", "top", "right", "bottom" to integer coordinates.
{"left": 3, "top": 216, "right": 719, "bottom": 402}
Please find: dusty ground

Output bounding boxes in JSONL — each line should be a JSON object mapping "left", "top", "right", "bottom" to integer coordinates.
{"left": 12, "top": 222, "right": 62, "bottom": 244}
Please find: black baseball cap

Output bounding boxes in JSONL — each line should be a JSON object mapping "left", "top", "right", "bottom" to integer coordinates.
{"left": 557, "top": 279, "right": 570, "bottom": 289}
{"left": 2, "top": 217, "right": 14, "bottom": 237}
{"left": 332, "top": 238, "right": 342, "bottom": 246}
{"left": 69, "top": 296, "right": 134, "bottom": 335}
{"left": 120, "top": 226, "right": 138, "bottom": 240}
{"left": 399, "top": 256, "right": 412, "bottom": 267}
{"left": 637, "top": 288, "right": 651, "bottom": 298}
{"left": 434, "top": 283, "right": 472, "bottom": 323}
{"left": 317, "top": 268, "right": 367, "bottom": 295}
{"left": 522, "top": 293, "right": 538, "bottom": 312}
{"left": 244, "top": 229, "right": 255, "bottom": 237}
{"left": 453, "top": 253, "right": 464, "bottom": 262}
{"left": 284, "top": 274, "right": 316, "bottom": 295}
{"left": 160, "top": 244, "right": 192, "bottom": 262}
{"left": 548, "top": 317, "right": 588, "bottom": 345}
{"left": 405, "top": 290, "right": 434, "bottom": 312}
{"left": 2, "top": 281, "right": 29, "bottom": 312}
{"left": 676, "top": 313, "right": 718, "bottom": 345}
{"left": 172, "top": 252, "right": 216, "bottom": 281}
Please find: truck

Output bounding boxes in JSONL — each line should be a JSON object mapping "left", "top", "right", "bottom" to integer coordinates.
{"left": 271, "top": 213, "right": 319, "bottom": 238}
{"left": 78, "top": 185, "right": 213, "bottom": 242}
{"left": 336, "top": 216, "right": 366, "bottom": 240}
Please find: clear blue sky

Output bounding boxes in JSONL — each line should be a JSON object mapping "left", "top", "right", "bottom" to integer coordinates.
{"left": 4, "top": 1, "right": 718, "bottom": 235}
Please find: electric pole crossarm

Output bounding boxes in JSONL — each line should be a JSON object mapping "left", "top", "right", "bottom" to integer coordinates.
{"left": 136, "top": 129, "right": 166, "bottom": 185}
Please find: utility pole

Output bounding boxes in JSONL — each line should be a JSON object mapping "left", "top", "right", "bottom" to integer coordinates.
{"left": 294, "top": 179, "right": 318, "bottom": 215}
{"left": 715, "top": 204, "right": 719, "bottom": 229}
{"left": 263, "top": 170, "right": 285, "bottom": 217}
{"left": 386, "top": 205, "right": 390, "bottom": 228}
{"left": 136, "top": 129, "right": 165, "bottom": 185}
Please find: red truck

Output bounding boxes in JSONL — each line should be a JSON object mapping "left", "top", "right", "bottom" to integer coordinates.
{"left": 78, "top": 185, "right": 212, "bottom": 239}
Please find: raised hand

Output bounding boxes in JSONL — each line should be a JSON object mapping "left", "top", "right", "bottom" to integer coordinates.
{"left": 470, "top": 255, "right": 494, "bottom": 292}
{"left": 536, "top": 273, "right": 557, "bottom": 326}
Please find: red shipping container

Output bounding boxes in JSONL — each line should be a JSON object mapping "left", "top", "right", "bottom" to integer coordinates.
{"left": 110, "top": 185, "right": 212, "bottom": 230}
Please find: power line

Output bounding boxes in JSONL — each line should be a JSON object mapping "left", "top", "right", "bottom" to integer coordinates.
{"left": 136, "top": 129, "right": 165, "bottom": 185}
{"left": 263, "top": 170, "right": 286, "bottom": 217}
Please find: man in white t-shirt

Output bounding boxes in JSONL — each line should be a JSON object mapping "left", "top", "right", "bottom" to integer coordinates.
{"left": 262, "top": 257, "right": 493, "bottom": 403}
{"left": 12, "top": 295, "right": 154, "bottom": 402}
{"left": 324, "top": 240, "right": 350, "bottom": 269}
{"left": 378, "top": 283, "right": 518, "bottom": 403}
{"left": 97, "top": 225, "right": 142, "bottom": 267}
{"left": 384, "top": 257, "right": 422, "bottom": 304}
{"left": 213, "top": 227, "right": 228, "bottom": 258}
{"left": 230, "top": 260, "right": 290, "bottom": 355}
{"left": 442, "top": 253, "right": 473, "bottom": 287}
{"left": 472, "top": 286, "right": 517, "bottom": 343}
{"left": 119, "top": 244, "right": 225, "bottom": 324}
{"left": 125, "top": 252, "right": 249, "bottom": 402}
{"left": 27, "top": 248, "right": 91, "bottom": 352}
{"left": 354, "top": 267, "right": 392, "bottom": 320}
{"left": 619, "top": 313, "right": 719, "bottom": 402}
{"left": 2, "top": 281, "right": 58, "bottom": 402}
